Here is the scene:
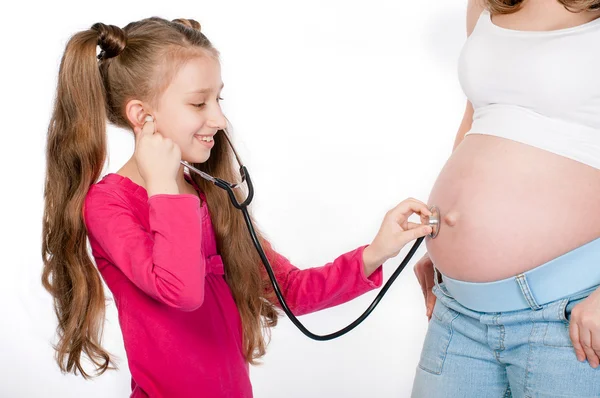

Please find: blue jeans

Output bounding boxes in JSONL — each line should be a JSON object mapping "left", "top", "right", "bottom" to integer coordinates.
{"left": 411, "top": 283, "right": 600, "bottom": 397}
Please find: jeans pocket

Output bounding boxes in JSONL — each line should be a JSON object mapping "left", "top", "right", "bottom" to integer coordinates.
{"left": 559, "top": 285, "right": 599, "bottom": 323}
{"left": 418, "top": 299, "right": 459, "bottom": 375}
{"left": 543, "top": 298, "right": 572, "bottom": 348}
{"left": 543, "top": 286, "right": 598, "bottom": 347}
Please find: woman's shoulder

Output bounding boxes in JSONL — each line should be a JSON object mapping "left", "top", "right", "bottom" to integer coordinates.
{"left": 467, "top": 0, "right": 487, "bottom": 36}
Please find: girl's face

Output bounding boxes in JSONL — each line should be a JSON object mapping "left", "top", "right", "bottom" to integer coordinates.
{"left": 153, "top": 55, "right": 226, "bottom": 164}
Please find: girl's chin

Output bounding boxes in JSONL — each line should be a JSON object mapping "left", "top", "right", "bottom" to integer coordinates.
{"left": 183, "top": 153, "right": 211, "bottom": 165}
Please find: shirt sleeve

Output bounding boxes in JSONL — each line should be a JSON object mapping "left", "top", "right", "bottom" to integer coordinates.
{"left": 84, "top": 188, "right": 206, "bottom": 311}
{"left": 261, "top": 241, "right": 384, "bottom": 316}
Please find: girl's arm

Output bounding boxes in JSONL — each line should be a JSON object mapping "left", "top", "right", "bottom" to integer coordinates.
{"left": 84, "top": 188, "right": 206, "bottom": 311}
{"left": 261, "top": 241, "right": 383, "bottom": 316}
{"left": 260, "top": 198, "right": 431, "bottom": 315}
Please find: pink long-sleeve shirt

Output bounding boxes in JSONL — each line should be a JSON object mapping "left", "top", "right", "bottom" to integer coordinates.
{"left": 83, "top": 173, "right": 383, "bottom": 398}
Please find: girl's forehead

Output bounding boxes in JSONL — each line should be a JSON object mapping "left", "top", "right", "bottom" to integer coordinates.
{"left": 169, "top": 56, "right": 222, "bottom": 93}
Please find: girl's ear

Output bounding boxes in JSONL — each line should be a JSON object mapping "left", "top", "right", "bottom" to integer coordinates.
{"left": 125, "top": 99, "right": 151, "bottom": 130}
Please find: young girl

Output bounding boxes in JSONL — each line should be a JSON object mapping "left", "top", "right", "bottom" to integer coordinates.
{"left": 41, "top": 17, "right": 432, "bottom": 397}
{"left": 412, "top": 0, "right": 600, "bottom": 396}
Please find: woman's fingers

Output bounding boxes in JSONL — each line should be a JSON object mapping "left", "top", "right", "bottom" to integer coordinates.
{"left": 426, "top": 291, "right": 437, "bottom": 321}
{"left": 581, "top": 328, "right": 599, "bottom": 368}
{"left": 414, "top": 254, "right": 435, "bottom": 318}
{"left": 570, "top": 322, "right": 585, "bottom": 361}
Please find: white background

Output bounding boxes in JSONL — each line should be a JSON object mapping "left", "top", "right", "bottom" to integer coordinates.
{"left": 0, "top": 0, "right": 468, "bottom": 396}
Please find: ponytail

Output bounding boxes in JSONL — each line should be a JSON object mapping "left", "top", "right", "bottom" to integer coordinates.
{"left": 41, "top": 23, "right": 125, "bottom": 378}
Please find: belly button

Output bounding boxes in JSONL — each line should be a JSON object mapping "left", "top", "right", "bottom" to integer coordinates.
{"left": 444, "top": 211, "right": 459, "bottom": 227}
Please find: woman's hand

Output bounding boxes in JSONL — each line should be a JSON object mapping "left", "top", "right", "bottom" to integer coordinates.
{"left": 414, "top": 253, "right": 436, "bottom": 320}
{"left": 570, "top": 288, "right": 600, "bottom": 368}
{"left": 363, "top": 198, "right": 432, "bottom": 276}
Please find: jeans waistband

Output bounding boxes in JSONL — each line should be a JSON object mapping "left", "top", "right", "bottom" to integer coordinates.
{"left": 436, "top": 237, "right": 600, "bottom": 313}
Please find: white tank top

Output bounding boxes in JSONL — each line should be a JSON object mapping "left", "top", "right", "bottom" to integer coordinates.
{"left": 459, "top": 10, "right": 600, "bottom": 169}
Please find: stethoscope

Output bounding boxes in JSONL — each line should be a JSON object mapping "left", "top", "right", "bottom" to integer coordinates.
{"left": 183, "top": 129, "right": 441, "bottom": 341}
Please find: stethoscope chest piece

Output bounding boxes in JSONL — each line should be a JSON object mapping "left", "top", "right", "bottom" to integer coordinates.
{"left": 428, "top": 205, "right": 441, "bottom": 239}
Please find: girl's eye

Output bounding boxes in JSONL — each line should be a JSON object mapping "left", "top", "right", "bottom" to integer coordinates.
{"left": 193, "top": 98, "right": 223, "bottom": 108}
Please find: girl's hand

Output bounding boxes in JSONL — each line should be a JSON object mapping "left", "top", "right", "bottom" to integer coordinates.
{"left": 363, "top": 198, "right": 433, "bottom": 275}
{"left": 134, "top": 116, "right": 181, "bottom": 195}
{"left": 570, "top": 288, "right": 600, "bottom": 368}
{"left": 414, "top": 253, "right": 437, "bottom": 320}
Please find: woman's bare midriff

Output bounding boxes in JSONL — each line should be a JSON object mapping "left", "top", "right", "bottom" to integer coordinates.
{"left": 426, "top": 134, "right": 600, "bottom": 283}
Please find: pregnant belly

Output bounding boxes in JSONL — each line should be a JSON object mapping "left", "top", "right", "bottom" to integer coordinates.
{"left": 426, "top": 134, "right": 600, "bottom": 282}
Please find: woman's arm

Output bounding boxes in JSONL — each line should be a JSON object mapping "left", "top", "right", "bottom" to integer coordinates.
{"left": 453, "top": 0, "right": 485, "bottom": 150}
{"left": 452, "top": 100, "right": 474, "bottom": 150}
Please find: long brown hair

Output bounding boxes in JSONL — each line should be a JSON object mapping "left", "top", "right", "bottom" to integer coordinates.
{"left": 485, "top": 0, "right": 600, "bottom": 14}
{"left": 42, "top": 17, "right": 278, "bottom": 379}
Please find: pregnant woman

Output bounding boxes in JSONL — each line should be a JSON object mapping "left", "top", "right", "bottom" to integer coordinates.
{"left": 412, "top": 0, "right": 600, "bottom": 396}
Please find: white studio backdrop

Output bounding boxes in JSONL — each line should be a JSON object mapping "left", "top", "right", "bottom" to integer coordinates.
{"left": 0, "top": 0, "right": 467, "bottom": 396}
